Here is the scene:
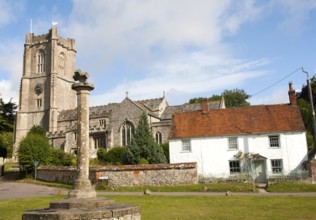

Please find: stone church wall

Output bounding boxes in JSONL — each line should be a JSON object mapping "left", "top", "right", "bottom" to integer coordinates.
{"left": 36, "top": 162, "right": 198, "bottom": 186}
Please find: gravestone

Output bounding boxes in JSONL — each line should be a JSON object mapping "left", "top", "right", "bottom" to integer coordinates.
{"left": 22, "top": 70, "right": 141, "bottom": 220}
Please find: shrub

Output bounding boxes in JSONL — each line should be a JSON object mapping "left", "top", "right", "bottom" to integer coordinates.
{"left": 18, "top": 133, "right": 51, "bottom": 172}
{"left": 105, "top": 147, "right": 125, "bottom": 165}
{"left": 50, "top": 148, "right": 75, "bottom": 166}
{"left": 138, "top": 158, "right": 149, "bottom": 164}
{"left": 97, "top": 147, "right": 125, "bottom": 165}
{"left": 97, "top": 148, "right": 107, "bottom": 162}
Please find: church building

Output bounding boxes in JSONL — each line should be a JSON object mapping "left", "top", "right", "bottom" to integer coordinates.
{"left": 13, "top": 26, "right": 225, "bottom": 158}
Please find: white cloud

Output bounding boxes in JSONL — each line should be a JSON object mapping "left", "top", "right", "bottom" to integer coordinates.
{"left": 66, "top": 0, "right": 272, "bottom": 106}
{"left": 0, "top": 79, "right": 18, "bottom": 103}
{"left": 90, "top": 51, "right": 269, "bottom": 105}
{"left": 0, "top": 39, "right": 23, "bottom": 102}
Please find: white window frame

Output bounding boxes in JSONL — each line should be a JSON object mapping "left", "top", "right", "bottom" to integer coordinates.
{"left": 269, "top": 135, "right": 280, "bottom": 148}
{"left": 228, "top": 137, "right": 238, "bottom": 150}
{"left": 271, "top": 159, "right": 283, "bottom": 174}
{"left": 229, "top": 160, "right": 241, "bottom": 174}
{"left": 181, "top": 139, "right": 191, "bottom": 152}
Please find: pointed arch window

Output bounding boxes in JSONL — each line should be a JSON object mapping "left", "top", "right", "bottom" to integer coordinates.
{"left": 37, "top": 50, "right": 45, "bottom": 74}
{"left": 156, "top": 132, "right": 162, "bottom": 144}
{"left": 121, "top": 121, "right": 135, "bottom": 146}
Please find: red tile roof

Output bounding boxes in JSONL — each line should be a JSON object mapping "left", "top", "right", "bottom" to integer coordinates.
{"left": 170, "top": 104, "right": 305, "bottom": 139}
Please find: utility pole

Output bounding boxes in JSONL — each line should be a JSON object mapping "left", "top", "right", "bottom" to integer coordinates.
{"left": 302, "top": 68, "right": 316, "bottom": 158}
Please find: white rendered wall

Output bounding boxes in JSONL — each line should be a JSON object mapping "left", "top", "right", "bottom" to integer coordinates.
{"left": 169, "top": 132, "right": 308, "bottom": 178}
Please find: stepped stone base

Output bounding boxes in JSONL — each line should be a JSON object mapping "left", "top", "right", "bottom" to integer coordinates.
{"left": 22, "top": 198, "right": 141, "bottom": 220}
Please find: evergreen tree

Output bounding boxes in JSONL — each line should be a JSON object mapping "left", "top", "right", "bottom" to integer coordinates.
{"left": 124, "top": 112, "right": 167, "bottom": 164}
{"left": 0, "top": 97, "right": 17, "bottom": 132}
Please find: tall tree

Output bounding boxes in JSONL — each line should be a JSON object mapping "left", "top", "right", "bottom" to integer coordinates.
{"left": 123, "top": 112, "right": 167, "bottom": 164}
{"left": 297, "top": 77, "right": 316, "bottom": 150}
{"left": 0, "top": 97, "right": 17, "bottom": 132}
{"left": 189, "top": 89, "right": 250, "bottom": 108}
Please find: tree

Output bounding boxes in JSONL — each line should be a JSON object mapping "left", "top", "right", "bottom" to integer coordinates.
{"left": 297, "top": 78, "right": 316, "bottom": 150}
{"left": 222, "top": 89, "right": 250, "bottom": 107}
{"left": 123, "top": 112, "right": 167, "bottom": 164}
{"left": 18, "top": 126, "right": 51, "bottom": 172}
{"left": 188, "top": 89, "right": 250, "bottom": 108}
{"left": 0, "top": 97, "right": 17, "bottom": 132}
{"left": 160, "top": 142, "right": 170, "bottom": 163}
{"left": 0, "top": 132, "right": 13, "bottom": 158}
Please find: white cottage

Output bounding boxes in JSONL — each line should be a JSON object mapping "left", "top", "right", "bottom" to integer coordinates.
{"left": 169, "top": 83, "right": 308, "bottom": 183}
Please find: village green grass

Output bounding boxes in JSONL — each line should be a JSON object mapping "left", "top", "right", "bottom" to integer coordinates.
{"left": 1, "top": 195, "right": 316, "bottom": 220}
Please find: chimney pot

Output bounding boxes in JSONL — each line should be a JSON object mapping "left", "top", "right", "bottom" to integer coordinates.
{"left": 201, "top": 98, "right": 208, "bottom": 113}
{"left": 288, "top": 82, "right": 297, "bottom": 106}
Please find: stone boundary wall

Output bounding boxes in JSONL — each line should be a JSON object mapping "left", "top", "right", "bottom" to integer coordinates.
{"left": 37, "top": 162, "right": 198, "bottom": 186}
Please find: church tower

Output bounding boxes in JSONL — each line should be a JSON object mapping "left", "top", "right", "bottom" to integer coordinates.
{"left": 13, "top": 25, "right": 76, "bottom": 156}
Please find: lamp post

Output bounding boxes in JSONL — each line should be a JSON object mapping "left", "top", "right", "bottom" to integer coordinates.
{"left": 302, "top": 68, "right": 316, "bottom": 157}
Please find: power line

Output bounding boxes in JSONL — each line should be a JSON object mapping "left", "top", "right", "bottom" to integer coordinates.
{"left": 251, "top": 67, "right": 303, "bottom": 97}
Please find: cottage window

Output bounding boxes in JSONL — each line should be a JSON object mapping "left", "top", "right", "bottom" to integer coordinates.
{"left": 181, "top": 139, "right": 191, "bottom": 152}
{"left": 228, "top": 137, "right": 238, "bottom": 150}
{"left": 271, "top": 159, "right": 283, "bottom": 174}
{"left": 37, "top": 50, "right": 45, "bottom": 74}
{"left": 156, "top": 132, "right": 162, "bottom": 144}
{"left": 269, "top": 135, "right": 280, "bottom": 148}
{"left": 121, "top": 121, "right": 135, "bottom": 146}
{"left": 229, "top": 160, "right": 240, "bottom": 173}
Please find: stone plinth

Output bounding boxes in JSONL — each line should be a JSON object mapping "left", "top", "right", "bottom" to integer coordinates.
{"left": 22, "top": 198, "right": 141, "bottom": 220}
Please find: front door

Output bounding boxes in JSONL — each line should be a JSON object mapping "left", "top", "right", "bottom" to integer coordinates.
{"left": 253, "top": 160, "right": 267, "bottom": 183}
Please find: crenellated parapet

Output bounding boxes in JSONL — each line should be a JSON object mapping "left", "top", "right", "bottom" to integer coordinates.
{"left": 25, "top": 27, "right": 76, "bottom": 51}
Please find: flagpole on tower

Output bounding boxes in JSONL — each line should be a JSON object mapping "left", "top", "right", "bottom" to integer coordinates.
{"left": 30, "top": 19, "right": 32, "bottom": 33}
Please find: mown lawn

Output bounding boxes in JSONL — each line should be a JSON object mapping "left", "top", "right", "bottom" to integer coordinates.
{"left": 1, "top": 195, "right": 316, "bottom": 220}
{"left": 266, "top": 181, "right": 316, "bottom": 192}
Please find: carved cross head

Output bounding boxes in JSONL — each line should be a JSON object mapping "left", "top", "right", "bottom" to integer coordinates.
{"left": 74, "top": 69, "right": 89, "bottom": 83}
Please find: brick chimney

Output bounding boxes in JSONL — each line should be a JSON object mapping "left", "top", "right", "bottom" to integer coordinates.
{"left": 201, "top": 98, "right": 208, "bottom": 113}
{"left": 288, "top": 82, "right": 297, "bottom": 106}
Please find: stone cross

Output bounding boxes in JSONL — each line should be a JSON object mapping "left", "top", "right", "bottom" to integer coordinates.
{"left": 68, "top": 69, "right": 96, "bottom": 198}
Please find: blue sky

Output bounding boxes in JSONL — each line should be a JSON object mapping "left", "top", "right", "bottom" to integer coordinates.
{"left": 0, "top": 0, "right": 316, "bottom": 106}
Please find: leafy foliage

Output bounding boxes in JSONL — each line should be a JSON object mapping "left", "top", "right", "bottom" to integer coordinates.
{"left": 97, "top": 146, "right": 125, "bottom": 165}
{"left": 0, "top": 97, "right": 17, "bottom": 132}
{"left": 18, "top": 133, "right": 51, "bottom": 172}
{"left": 189, "top": 89, "right": 250, "bottom": 108}
{"left": 123, "top": 112, "right": 167, "bottom": 164}
{"left": 18, "top": 125, "right": 74, "bottom": 172}
{"left": 0, "top": 132, "right": 13, "bottom": 158}
{"left": 297, "top": 78, "right": 316, "bottom": 151}
{"left": 138, "top": 158, "right": 149, "bottom": 164}
{"left": 222, "top": 89, "right": 250, "bottom": 107}
{"left": 49, "top": 148, "right": 75, "bottom": 166}
{"left": 160, "top": 142, "right": 170, "bottom": 163}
